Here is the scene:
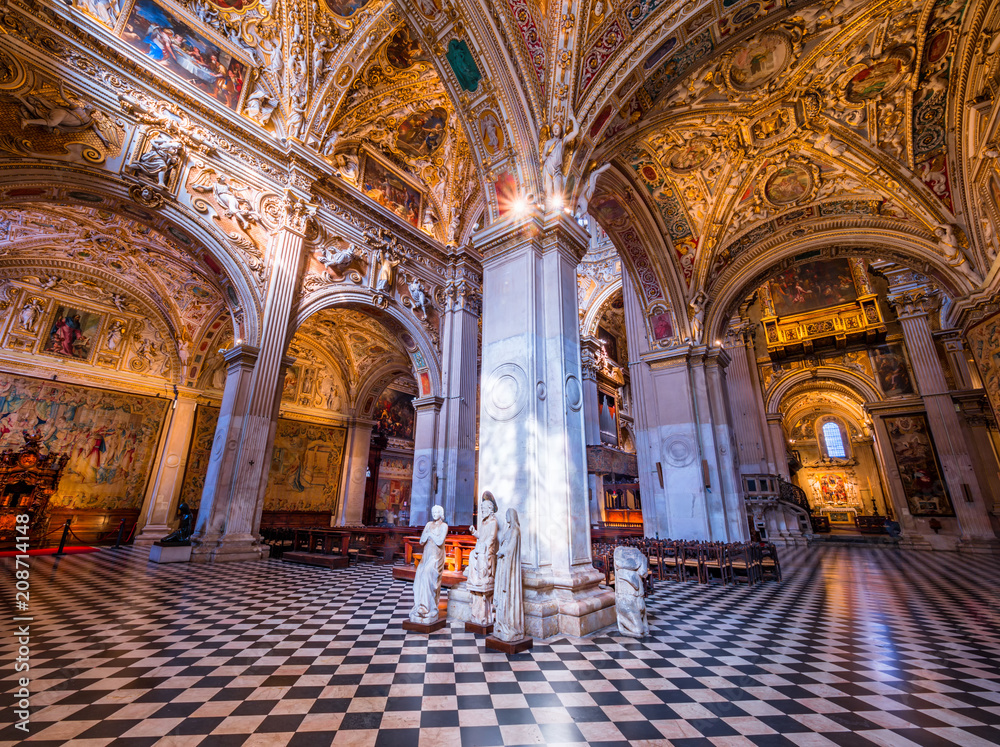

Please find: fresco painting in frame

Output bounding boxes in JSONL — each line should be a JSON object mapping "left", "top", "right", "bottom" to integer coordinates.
{"left": 361, "top": 153, "right": 422, "bottom": 227}
{"left": 374, "top": 476, "right": 411, "bottom": 523}
{"left": 871, "top": 344, "right": 914, "bottom": 397}
{"left": 396, "top": 107, "right": 448, "bottom": 158}
{"left": 818, "top": 473, "right": 850, "bottom": 505}
{"left": 266, "top": 419, "right": 347, "bottom": 513}
{"left": 767, "top": 258, "right": 858, "bottom": 317}
{"left": 883, "top": 413, "right": 954, "bottom": 517}
{"left": 386, "top": 25, "right": 429, "bottom": 69}
{"left": 43, "top": 305, "right": 104, "bottom": 361}
{"left": 728, "top": 31, "right": 790, "bottom": 90}
{"left": 967, "top": 309, "right": 1000, "bottom": 423}
{"left": 121, "top": 0, "right": 247, "bottom": 111}
{"left": 375, "top": 388, "right": 415, "bottom": 440}
{"left": 324, "top": 0, "right": 371, "bottom": 16}
{"left": 0, "top": 374, "right": 169, "bottom": 510}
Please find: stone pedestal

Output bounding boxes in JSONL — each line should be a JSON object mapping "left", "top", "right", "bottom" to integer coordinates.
{"left": 474, "top": 208, "right": 614, "bottom": 638}
{"left": 149, "top": 542, "right": 193, "bottom": 563}
{"left": 465, "top": 621, "right": 493, "bottom": 635}
{"left": 403, "top": 618, "right": 447, "bottom": 634}
{"left": 485, "top": 635, "right": 533, "bottom": 654}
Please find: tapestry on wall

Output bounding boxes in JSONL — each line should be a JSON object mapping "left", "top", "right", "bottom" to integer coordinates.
{"left": 266, "top": 419, "right": 348, "bottom": 513}
{"left": 967, "top": 310, "right": 1000, "bottom": 422}
{"left": 177, "top": 404, "right": 220, "bottom": 509}
{"left": 883, "top": 414, "right": 954, "bottom": 517}
{"left": 0, "top": 374, "right": 169, "bottom": 509}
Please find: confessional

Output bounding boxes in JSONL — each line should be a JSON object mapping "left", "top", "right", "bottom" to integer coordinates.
{"left": 0, "top": 435, "right": 67, "bottom": 544}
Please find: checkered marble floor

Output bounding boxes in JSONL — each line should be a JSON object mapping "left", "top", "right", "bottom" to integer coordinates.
{"left": 3, "top": 545, "right": 1000, "bottom": 747}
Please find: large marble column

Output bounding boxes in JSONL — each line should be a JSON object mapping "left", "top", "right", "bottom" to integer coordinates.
{"left": 410, "top": 395, "right": 442, "bottom": 526}
{"left": 889, "top": 290, "right": 998, "bottom": 550}
{"left": 580, "top": 336, "right": 604, "bottom": 524}
{"left": 336, "top": 419, "right": 374, "bottom": 525}
{"left": 703, "top": 347, "right": 749, "bottom": 541}
{"left": 724, "top": 322, "right": 780, "bottom": 476}
{"left": 474, "top": 207, "right": 614, "bottom": 638}
{"left": 433, "top": 257, "right": 481, "bottom": 526}
{"left": 134, "top": 396, "right": 198, "bottom": 544}
{"left": 191, "top": 194, "right": 314, "bottom": 562}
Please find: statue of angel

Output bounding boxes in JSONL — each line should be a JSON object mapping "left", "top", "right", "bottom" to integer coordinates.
{"left": 245, "top": 89, "right": 279, "bottom": 126}
{"left": 408, "top": 277, "right": 431, "bottom": 319}
{"left": 575, "top": 163, "right": 611, "bottom": 217}
{"left": 17, "top": 84, "right": 122, "bottom": 150}
{"left": 318, "top": 243, "right": 356, "bottom": 273}
{"left": 128, "top": 132, "right": 183, "bottom": 187}
{"left": 193, "top": 174, "right": 259, "bottom": 231}
{"left": 540, "top": 108, "right": 580, "bottom": 202}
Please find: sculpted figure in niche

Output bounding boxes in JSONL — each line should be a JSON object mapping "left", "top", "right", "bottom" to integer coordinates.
{"left": 18, "top": 299, "right": 43, "bottom": 332}
{"left": 614, "top": 546, "right": 649, "bottom": 637}
{"left": 408, "top": 277, "right": 431, "bottom": 319}
{"left": 466, "top": 491, "right": 499, "bottom": 626}
{"left": 375, "top": 250, "right": 400, "bottom": 293}
{"left": 194, "top": 174, "right": 259, "bottom": 230}
{"left": 575, "top": 162, "right": 611, "bottom": 217}
{"left": 540, "top": 110, "right": 580, "bottom": 202}
{"left": 318, "top": 242, "right": 357, "bottom": 274}
{"left": 105, "top": 320, "right": 125, "bottom": 351}
{"left": 129, "top": 133, "right": 184, "bottom": 187}
{"left": 17, "top": 84, "right": 121, "bottom": 150}
{"left": 410, "top": 505, "right": 449, "bottom": 624}
{"left": 493, "top": 508, "right": 524, "bottom": 642}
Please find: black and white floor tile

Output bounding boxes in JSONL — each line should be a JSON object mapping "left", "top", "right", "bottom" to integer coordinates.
{"left": 3, "top": 545, "right": 1000, "bottom": 746}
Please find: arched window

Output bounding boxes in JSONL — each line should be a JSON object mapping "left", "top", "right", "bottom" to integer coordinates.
{"left": 821, "top": 421, "right": 847, "bottom": 458}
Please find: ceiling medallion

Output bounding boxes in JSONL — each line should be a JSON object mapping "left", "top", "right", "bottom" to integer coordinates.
{"left": 665, "top": 136, "right": 716, "bottom": 175}
{"left": 835, "top": 46, "right": 915, "bottom": 106}
{"left": 722, "top": 29, "right": 797, "bottom": 94}
{"left": 758, "top": 158, "right": 820, "bottom": 208}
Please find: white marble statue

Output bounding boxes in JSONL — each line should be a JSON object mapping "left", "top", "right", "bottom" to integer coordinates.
{"left": 688, "top": 291, "right": 706, "bottom": 342}
{"left": 375, "top": 250, "right": 400, "bottom": 293}
{"left": 493, "top": 508, "right": 524, "bottom": 642}
{"left": 410, "top": 505, "right": 449, "bottom": 625}
{"left": 318, "top": 243, "right": 356, "bottom": 273}
{"left": 18, "top": 298, "right": 43, "bottom": 332}
{"left": 129, "top": 133, "right": 183, "bottom": 187}
{"left": 408, "top": 277, "right": 431, "bottom": 319}
{"left": 614, "top": 546, "right": 649, "bottom": 637}
{"left": 575, "top": 163, "right": 611, "bottom": 218}
{"left": 194, "top": 175, "right": 259, "bottom": 231}
{"left": 105, "top": 320, "right": 125, "bottom": 351}
{"left": 466, "top": 492, "right": 499, "bottom": 626}
{"left": 540, "top": 111, "right": 580, "bottom": 202}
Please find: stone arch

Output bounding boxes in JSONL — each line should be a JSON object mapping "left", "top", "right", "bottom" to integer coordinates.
{"left": 582, "top": 279, "right": 623, "bottom": 338}
{"left": 294, "top": 288, "right": 443, "bottom": 402}
{"left": 355, "top": 362, "right": 417, "bottom": 419}
{"left": 0, "top": 167, "right": 261, "bottom": 343}
{"left": 765, "top": 368, "right": 883, "bottom": 417}
{"left": 704, "top": 233, "right": 974, "bottom": 346}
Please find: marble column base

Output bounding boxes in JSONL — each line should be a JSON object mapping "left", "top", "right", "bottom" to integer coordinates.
{"left": 898, "top": 534, "right": 936, "bottom": 551}
{"left": 956, "top": 537, "right": 1000, "bottom": 554}
{"left": 524, "top": 568, "right": 616, "bottom": 638}
{"left": 133, "top": 524, "right": 172, "bottom": 546}
{"left": 190, "top": 534, "right": 271, "bottom": 563}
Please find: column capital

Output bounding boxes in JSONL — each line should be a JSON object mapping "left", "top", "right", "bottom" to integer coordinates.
{"left": 888, "top": 288, "right": 941, "bottom": 319}
{"left": 580, "top": 336, "right": 604, "bottom": 382}
{"left": 473, "top": 206, "right": 589, "bottom": 264}
{"left": 934, "top": 328, "right": 965, "bottom": 352}
{"left": 222, "top": 342, "right": 260, "bottom": 367}
{"left": 725, "top": 319, "right": 755, "bottom": 347}
{"left": 274, "top": 189, "right": 318, "bottom": 237}
{"left": 413, "top": 395, "right": 444, "bottom": 411}
{"left": 704, "top": 345, "right": 732, "bottom": 369}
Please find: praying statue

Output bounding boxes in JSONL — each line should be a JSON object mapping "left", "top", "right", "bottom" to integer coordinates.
{"left": 410, "top": 505, "right": 449, "bottom": 625}
{"left": 465, "top": 491, "right": 499, "bottom": 626}
{"left": 493, "top": 508, "right": 524, "bottom": 642}
{"left": 540, "top": 110, "right": 580, "bottom": 202}
{"left": 614, "top": 546, "right": 649, "bottom": 637}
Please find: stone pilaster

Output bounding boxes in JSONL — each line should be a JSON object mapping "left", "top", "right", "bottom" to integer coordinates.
{"left": 410, "top": 395, "right": 443, "bottom": 525}
{"left": 336, "top": 419, "right": 374, "bottom": 525}
{"left": 473, "top": 207, "right": 614, "bottom": 638}
{"left": 580, "top": 336, "right": 603, "bottom": 524}
{"left": 191, "top": 193, "right": 315, "bottom": 562}
{"left": 433, "top": 256, "right": 481, "bottom": 526}
{"left": 134, "top": 396, "right": 198, "bottom": 545}
{"left": 889, "top": 290, "right": 998, "bottom": 550}
{"left": 704, "top": 346, "right": 749, "bottom": 541}
{"left": 724, "top": 322, "right": 780, "bottom": 476}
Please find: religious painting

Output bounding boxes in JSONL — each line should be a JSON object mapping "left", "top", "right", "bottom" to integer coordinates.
{"left": 871, "top": 344, "right": 915, "bottom": 397}
{"left": 768, "top": 258, "right": 858, "bottom": 317}
{"left": 413, "top": 0, "right": 440, "bottom": 19}
{"left": 644, "top": 38, "right": 677, "bottom": 70}
{"left": 374, "top": 388, "right": 415, "bottom": 440}
{"left": 596, "top": 326, "right": 619, "bottom": 363}
{"left": 281, "top": 365, "right": 301, "bottom": 402}
{"left": 361, "top": 153, "right": 422, "bottom": 227}
{"left": 494, "top": 172, "right": 518, "bottom": 216}
{"left": 590, "top": 105, "right": 613, "bottom": 139}
{"left": 121, "top": 0, "right": 247, "bottom": 111}
{"left": 374, "top": 472, "right": 411, "bottom": 524}
{"left": 479, "top": 110, "right": 504, "bottom": 156}
{"left": 590, "top": 194, "right": 630, "bottom": 231}
{"left": 926, "top": 29, "right": 951, "bottom": 64}
{"left": 650, "top": 311, "right": 674, "bottom": 341}
{"left": 727, "top": 31, "right": 790, "bottom": 90}
{"left": 177, "top": 404, "right": 220, "bottom": 509}
{"left": 967, "top": 309, "right": 1000, "bottom": 423}
{"left": 396, "top": 107, "right": 448, "bottom": 158}
{"left": 818, "top": 473, "right": 850, "bottom": 506}
{"left": 73, "top": 0, "right": 123, "bottom": 28}
{"left": 323, "top": 0, "right": 371, "bottom": 16}
{"left": 386, "top": 25, "right": 429, "bottom": 70}
{"left": 265, "top": 419, "right": 348, "bottom": 513}
{"left": 0, "top": 374, "right": 169, "bottom": 510}
{"left": 446, "top": 38, "right": 481, "bottom": 92}
{"left": 764, "top": 161, "right": 814, "bottom": 205}
{"left": 419, "top": 371, "right": 431, "bottom": 396}
{"left": 845, "top": 55, "right": 907, "bottom": 103}
{"left": 42, "top": 305, "right": 103, "bottom": 361}
{"left": 667, "top": 137, "right": 714, "bottom": 174}
{"left": 883, "top": 414, "right": 954, "bottom": 516}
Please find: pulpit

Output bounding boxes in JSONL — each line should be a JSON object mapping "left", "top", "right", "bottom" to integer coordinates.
{"left": 0, "top": 435, "right": 67, "bottom": 544}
